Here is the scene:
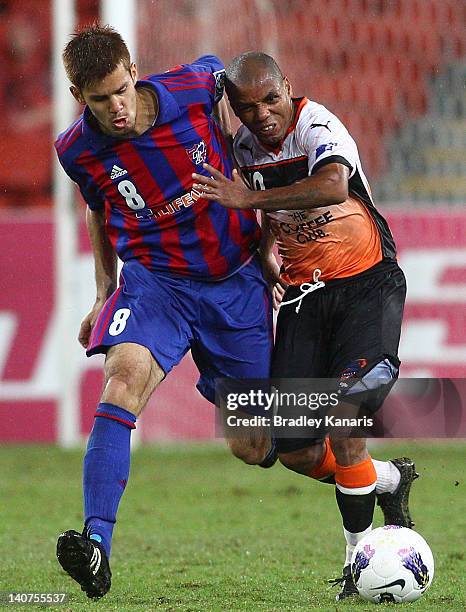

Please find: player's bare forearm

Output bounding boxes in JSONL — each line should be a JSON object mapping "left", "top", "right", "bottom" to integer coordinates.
{"left": 212, "top": 97, "right": 232, "bottom": 139}
{"left": 252, "top": 163, "right": 349, "bottom": 211}
{"left": 258, "top": 211, "right": 286, "bottom": 309}
{"left": 258, "top": 215, "right": 277, "bottom": 283}
{"left": 212, "top": 97, "right": 234, "bottom": 158}
{"left": 86, "top": 208, "right": 117, "bottom": 301}
{"left": 193, "top": 162, "right": 349, "bottom": 211}
{"left": 258, "top": 211, "right": 275, "bottom": 259}
{"left": 78, "top": 208, "right": 116, "bottom": 349}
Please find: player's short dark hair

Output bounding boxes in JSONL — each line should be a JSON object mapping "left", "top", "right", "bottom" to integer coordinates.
{"left": 63, "top": 23, "right": 131, "bottom": 91}
{"left": 225, "top": 52, "right": 284, "bottom": 90}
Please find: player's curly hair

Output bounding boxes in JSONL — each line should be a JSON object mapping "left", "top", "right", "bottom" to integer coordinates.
{"left": 63, "top": 23, "right": 131, "bottom": 91}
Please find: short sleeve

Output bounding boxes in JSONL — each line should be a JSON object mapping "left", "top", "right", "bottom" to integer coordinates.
{"left": 76, "top": 179, "right": 105, "bottom": 211}
{"left": 59, "top": 158, "right": 105, "bottom": 211}
{"left": 297, "top": 109, "right": 359, "bottom": 177}
{"left": 189, "top": 55, "right": 226, "bottom": 104}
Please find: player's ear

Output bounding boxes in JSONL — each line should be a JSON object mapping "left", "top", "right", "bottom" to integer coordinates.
{"left": 130, "top": 62, "right": 138, "bottom": 83}
{"left": 284, "top": 77, "right": 293, "bottom": 98}
{"left": 70, "top": 85, "right": 85, "bottom": 105}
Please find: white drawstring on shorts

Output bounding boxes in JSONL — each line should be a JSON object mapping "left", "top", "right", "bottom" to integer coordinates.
{"left": 279, "top": 269, "right": 325, "bottom": 314}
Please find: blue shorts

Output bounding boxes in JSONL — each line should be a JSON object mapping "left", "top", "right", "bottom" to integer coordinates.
{"left": 87, "top": 257, "right": 273, "bottom": 403}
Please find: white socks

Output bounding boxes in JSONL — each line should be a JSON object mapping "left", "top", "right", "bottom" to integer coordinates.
{"left": 343, "top": 525, "right": 372, "bottom": 566}
{"left": 372, "top": 459, "right": 401, "bottom": 494}
{"left": 340, "top": 461, "right": 401, "bottom": 566}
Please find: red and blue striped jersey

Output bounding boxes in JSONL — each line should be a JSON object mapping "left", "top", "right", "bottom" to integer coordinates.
{"left": 55, "top": 56, "right": 260, "bottom": 280}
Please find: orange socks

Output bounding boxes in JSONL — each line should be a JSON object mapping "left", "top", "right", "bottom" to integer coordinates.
{"left": 335, "top": 455, "right": 377, "bottom": 494}
{"left": 308, "top": 438, "right": 336, "bottom": 481}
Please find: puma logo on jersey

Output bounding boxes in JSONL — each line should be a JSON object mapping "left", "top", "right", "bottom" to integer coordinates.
{"left": 110, "top": 165, "right": 128, "bottom": 179}
{"left": 310, "top": 121, "right": 331, "bottom": 131}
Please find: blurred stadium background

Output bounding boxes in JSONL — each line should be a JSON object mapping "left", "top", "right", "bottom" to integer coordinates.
{"left": 0, "top": 0, "right": 465, "bottom": 446}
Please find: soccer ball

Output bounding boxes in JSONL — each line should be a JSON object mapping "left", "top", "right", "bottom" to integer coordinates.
{"left": 351, "top": 526, "right": 434, "bottom": 603}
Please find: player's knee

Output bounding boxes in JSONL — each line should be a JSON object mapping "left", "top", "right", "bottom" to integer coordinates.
{"left": 102, "top": 366, "right": 151, "bottom": 415}
{"left": 278, "top": 444, "right": 323, "bottom": 475}
{"left": 228, "top": 438, "right": 270, "bottom": 465}
{"left": 102, "top": 373, "right": 140, "bottom": 414}
{"left": 102, "top": 344, "right": 162, "bottom": 414}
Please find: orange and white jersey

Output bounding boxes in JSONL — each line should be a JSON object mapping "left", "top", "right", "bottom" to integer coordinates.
{"left": 234, "top": 98, "right": 396, "bottom": 285}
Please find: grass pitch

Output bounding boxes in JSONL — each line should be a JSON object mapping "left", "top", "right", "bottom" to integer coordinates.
{"left": 0, "top": 441, "right": 464, "bottom": 611}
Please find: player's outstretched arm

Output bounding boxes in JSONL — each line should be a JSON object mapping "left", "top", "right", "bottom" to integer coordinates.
{"left": 193, "top": 162, "right": 349, "bottom": 211}
{"left": 78, "top": 208, "right": 117, "bottom": 348}
{"left": 251, "top": 162, "right": 349, "bottom": 211}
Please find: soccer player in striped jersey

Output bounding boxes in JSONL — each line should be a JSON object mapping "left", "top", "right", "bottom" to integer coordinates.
{"left": 54, "top": 27, "right": 276, "bottom": 598}
{"left": 192, "top": 52, "right": 418, "bottom": 602}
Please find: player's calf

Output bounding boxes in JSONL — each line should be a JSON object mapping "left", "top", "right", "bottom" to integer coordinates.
{"left": 227, "top": 434, "right": 273, "bottom": 465}
{"left": 277, "top": 441, "right": 326, "bottom": 476}
{"left": 258, "top": 438, "right": 278, "bottom": 468}
{"left": 220, "top": 407, "right": 273, "bottom": 465}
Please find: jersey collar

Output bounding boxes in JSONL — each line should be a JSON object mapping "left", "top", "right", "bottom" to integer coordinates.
{"left": 82, "top": 78, "right": 181, "bottom": 151}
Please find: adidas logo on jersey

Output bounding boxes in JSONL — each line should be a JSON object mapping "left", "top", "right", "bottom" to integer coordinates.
{"left": 110, "top": 165, "right": 128, "bottom": 179}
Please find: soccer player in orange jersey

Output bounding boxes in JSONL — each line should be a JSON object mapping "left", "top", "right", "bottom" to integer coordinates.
{"left": 193, "top": 52, "right": 418, "bottom": 601}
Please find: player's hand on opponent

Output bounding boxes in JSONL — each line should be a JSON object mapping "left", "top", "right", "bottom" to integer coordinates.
{"left": 261, "top": 253, "right": 287, "bottom": 310}
{"left": 78, "top": 299, "right": 106, "bottom": 348}
{"left": 192, "top": 163, "right": 253, "bottom": 210}
{"left": 272, "top": 279, "right": 287, "bottom": 310}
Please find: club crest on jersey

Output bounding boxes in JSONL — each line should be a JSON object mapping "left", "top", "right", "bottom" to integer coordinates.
{"left": 186, "top": 140, "right": 207, "bottom": 166}
{"left": 315, "top": 142, "right": 338, "bottom": 159}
